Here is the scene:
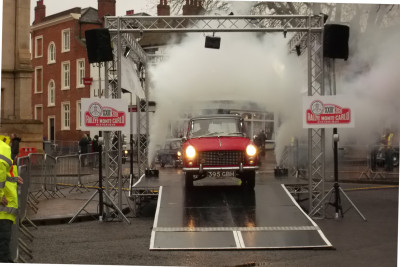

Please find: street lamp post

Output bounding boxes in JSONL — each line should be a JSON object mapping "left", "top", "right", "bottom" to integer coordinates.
{"left": 121, "top": 88, "right": 134, "bottom": 195}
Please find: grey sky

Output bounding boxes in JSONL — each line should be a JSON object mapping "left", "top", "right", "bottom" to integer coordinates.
{"left": 30, "top": 0, "right": 155, "bottom": 22}
{"left": 29, "top": 0, "right": 392, "bottom": 22}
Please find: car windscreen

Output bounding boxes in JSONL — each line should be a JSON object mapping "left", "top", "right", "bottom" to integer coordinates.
{"left": 190, "top": 118, "right": 245, "bottom": 138}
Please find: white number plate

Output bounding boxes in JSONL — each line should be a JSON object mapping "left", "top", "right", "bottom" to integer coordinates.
{"left": 207, "top": 171, "right": 235, "bottom": 178}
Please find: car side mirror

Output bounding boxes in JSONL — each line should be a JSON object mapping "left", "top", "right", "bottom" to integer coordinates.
{"left": 181, "top": 137, "right": 187, "bottom": 143}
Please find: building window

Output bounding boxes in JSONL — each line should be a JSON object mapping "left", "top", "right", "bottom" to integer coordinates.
{"left": 34, "top": 67, "right": 43, "bottom": 93}
{"left": 76, "top": 101, "right": 82, "bottom": 130}
{"left": 35, "top": 36, "right": 43, "bottom": 58}
{"left": 61, "top": 102, "right": 70, "bottom": 130}
{"left": 61, "top": 61, "right": 70, "bottom": 90}
{"left": 77, "top": 59, "right": 85, "bottom": 88}
{"left": 48, "top": 80, "right": 55, "bottom": 106}
{"left": 48, "top": 42, "right": 56, "bottom": 64}
{"left": 34, "top": 105, "right": 43, "bottom": 122}
{"left": 62, "top": 29, "right": 70, "bottom": 52}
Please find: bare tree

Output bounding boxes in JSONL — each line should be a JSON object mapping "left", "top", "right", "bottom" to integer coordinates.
{"left": 159, "top": 1, "right": 399, "bottom": 32}
{"left": 165, "top": 0, "right": 229, "bottom": 15}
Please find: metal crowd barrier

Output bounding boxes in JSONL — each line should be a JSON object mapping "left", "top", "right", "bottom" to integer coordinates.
{"left": 10, "top": 164, "right": 34, "bottom": 263}
{"left": 359, "top": 145, "right": 399, "bottom": 181}
{"left": 17, "top": 152, "right": 104, "bottom": 201}
{"left": 28, "top": 154, "right": 47, "bottom": 200}
{"left": 279, "top": 144, "right": 308, "bottom": 179}
{"left": 78, "top": 152, "right": 101, "bottom": 189}
{"left": 55, "top": 154, "right": 80, "bottom": 192}
{"left": 280, "top": 143, "right": 399, "bottom": 182}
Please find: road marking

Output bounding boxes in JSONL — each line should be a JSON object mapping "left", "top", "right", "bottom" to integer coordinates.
{"left": 150, "top": 186, "right": 163, "bottom": 250}
{"left": 233, "top": 231, "right": 241, "bottom": 248}
{"left": 281, "top": 184, "right": 332, "bottom": 247}
{"left": 153, "top": 226, "right": 319, "bottom": 232}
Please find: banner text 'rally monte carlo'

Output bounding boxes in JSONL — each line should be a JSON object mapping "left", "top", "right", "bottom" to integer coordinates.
{"left": 302, "top": 96, "right": 354, "bottom": 129}
{"left": 81, "top": 98, "right": 129, "bottom": 132}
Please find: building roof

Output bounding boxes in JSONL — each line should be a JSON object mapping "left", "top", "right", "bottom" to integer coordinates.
{"left": 80, "top": 7, "right": 102, "bottom": 24}
{"left": 37, "top": 7, "right": 82, "bottom": 24}
{"left": 34, "top": 6, "right": 101, "bottom": 25}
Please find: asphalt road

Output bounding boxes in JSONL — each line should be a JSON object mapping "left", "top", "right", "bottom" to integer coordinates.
{"left": 29, "top": 171, "right": 398, "bottom": 267}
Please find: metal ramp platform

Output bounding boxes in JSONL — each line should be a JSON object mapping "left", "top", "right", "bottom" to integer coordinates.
{"left": 148, "top": 174, "right": 332, "bottom": 250}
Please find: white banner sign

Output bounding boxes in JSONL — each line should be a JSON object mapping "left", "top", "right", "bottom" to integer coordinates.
{"left": 81, "top": 98, "right": 129, "bottom": 131}
{"left": 303, "top": 95, "right": 354, "bottom": 128}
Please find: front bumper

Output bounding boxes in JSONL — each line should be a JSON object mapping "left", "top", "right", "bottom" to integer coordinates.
{"left": 183, "top": 164, "right": 258, "bottom": 172}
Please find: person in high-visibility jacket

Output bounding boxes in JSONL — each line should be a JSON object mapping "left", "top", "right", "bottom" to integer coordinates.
{"left": 385, "top": 130, "right": 394, "bottom": 171}
{"left": 0, "top": 139, "right": 20, "bottom": 263}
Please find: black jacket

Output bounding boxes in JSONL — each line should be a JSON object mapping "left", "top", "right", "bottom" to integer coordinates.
{"left": 11, "top": 137, "right": 21, "bottom": 156}
{"left": 79, "top": 137, "right": 90, "bottom": 153}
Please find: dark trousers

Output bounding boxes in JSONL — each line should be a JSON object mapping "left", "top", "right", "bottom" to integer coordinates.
{"left": 0, "top": 219, "right": 13, "bottom": 263}
{"left": 385, "top": 148, "right": 394, "bottom": 171}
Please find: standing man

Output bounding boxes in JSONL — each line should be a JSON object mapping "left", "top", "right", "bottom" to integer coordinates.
{"left": 258, "top": 130, "right": 267, "bottom": 156}
{"left": 9, "top": 134, "right": 21, "bottom": 162}
{"left": 0, "top": 138, "right": 19, "bottom": 262}
{"left": 79, "top": 134, "right": 90, "bottom": 154}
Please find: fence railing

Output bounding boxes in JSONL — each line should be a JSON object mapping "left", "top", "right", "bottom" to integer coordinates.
{"left": 279, "top": 144, "right": 399, "bottom": 181}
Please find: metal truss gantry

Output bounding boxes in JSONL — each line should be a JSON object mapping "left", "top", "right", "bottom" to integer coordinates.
{"left": 104, "top": 15, "right": 325, "bottom": 218}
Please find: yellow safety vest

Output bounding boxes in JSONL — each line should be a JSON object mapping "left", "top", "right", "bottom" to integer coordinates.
{"left": 0, "top": 140, "right": 18, "bottom": 223}
{"left": 387, "top": 133, "right": 394, "bottom": 147}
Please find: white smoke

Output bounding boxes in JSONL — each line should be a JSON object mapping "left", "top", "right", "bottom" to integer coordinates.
{"left": 335, "top": 25, "right": 400, "bottom": 145}
{"left": 147, "top": 32, "right": 306, "bottom": 163}
{"left": 147, "top": 10, "right": 400, "bottom": 166}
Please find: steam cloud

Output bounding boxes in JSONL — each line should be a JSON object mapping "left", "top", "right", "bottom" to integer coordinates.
{"left": 336, "top": 25, "right": 400, "bottom": 145}
{"left": 147, "top": 10, "right": 400, "bottom": 165}
{"left": 148, "top": 32, "right": 306, "bottom": 163}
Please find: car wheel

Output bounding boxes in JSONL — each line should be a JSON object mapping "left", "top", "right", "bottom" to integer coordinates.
{"left": 185, "top": 172, "right": 193, "bottom": 188}
{"left": 241, "top": 171, "right": 255, "bottom": 189}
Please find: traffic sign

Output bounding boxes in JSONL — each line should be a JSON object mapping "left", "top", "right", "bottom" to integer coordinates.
{"left": 83, "top": 77, "right": 93, "bottom": 85}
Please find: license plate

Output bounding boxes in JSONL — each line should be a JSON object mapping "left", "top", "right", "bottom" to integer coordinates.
{"left": 207, "top": 171, "right": 235, "bottom": 178}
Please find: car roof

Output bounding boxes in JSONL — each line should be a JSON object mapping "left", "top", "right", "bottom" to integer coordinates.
{"left": 190, "top": 114, "right": 242, "bottom": 120}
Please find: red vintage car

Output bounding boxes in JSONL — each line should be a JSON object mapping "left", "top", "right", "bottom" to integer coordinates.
{"left": 182, "top": 114, "right": 258, "bottom": 189}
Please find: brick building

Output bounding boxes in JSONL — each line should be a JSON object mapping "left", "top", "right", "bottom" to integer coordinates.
{"left": 30, "top": 0, "right": 115, "bottom": 143}
{"left": 30, "top": 0, "right": 203, "bottom": 144}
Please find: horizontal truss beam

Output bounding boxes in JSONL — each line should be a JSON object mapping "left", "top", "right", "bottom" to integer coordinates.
{"left": 106, "top": 15, "right": 323, "bottom": 33}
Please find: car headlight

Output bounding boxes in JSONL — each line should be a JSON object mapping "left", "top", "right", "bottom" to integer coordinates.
{"left": 124, "top": 150, "right": 128, "bottom": 155}
{"left": 246, "top": 144, "right": 257, "bottom": 156}
{"left": 186, "top": 145, "right": 196, "bottom": 159}
{"left": 177, "top": 151, "right": 182, "bottom": 156}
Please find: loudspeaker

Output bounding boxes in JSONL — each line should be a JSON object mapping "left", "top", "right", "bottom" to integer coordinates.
{"left": 323, "top": 24, "right": 349, "bottom": 60}
{"left": 85, "top": 28, "right": 113, "bottom": 63}
{"left": 205, "top": 36, "right": 221, "bottom": 49}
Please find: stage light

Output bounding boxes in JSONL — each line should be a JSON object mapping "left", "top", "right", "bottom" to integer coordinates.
{"left": 205, "top": 35, "right": 221, "bottom": 49}
{"left": 295, "top": 45, "right": 301, "bottom": 56}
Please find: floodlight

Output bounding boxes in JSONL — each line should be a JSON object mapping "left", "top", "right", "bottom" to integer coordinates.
{"left": 205, "top": 36, "right": 221, "bottom": 49}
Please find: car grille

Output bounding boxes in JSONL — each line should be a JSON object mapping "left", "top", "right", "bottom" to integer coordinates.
{"left": 197, "top": 151, "right": 244, "bottom": 166}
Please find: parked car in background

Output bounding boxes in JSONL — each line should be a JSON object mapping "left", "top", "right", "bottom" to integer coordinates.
{"left": 156, "top": 138, "right": 183, "bottom": 168}
{"left": 182, "top": 114, "right": 259, "bottom": 189}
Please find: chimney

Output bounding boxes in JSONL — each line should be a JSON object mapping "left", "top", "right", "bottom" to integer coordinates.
{"left": 157, "top": 0, "right": 170, "bottom": 16}
{"left": 98, "top": 0, "right": 116, "bottom": 25}
{"left": 183, "top": 0, "right": 204, "bottom": 15}
{"left": 34, "top": 0, "right": 46, "bottom": 24}
{"left": 126, "top": 10, "right": 134, "bottom": 16}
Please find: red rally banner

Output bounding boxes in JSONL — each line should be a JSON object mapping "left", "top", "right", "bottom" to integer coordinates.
{"left": 81, "top": 99, "right": 129, "bottom": 131}
{"left": 303, "top": 96, "right": 354, "bottom": 129}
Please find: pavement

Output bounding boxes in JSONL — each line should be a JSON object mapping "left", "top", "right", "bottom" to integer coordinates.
{"left": 23, "top": 152, "right": 399, "bottom": 266}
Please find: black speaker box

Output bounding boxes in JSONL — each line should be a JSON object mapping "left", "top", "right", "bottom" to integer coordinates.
{"left": 323, "top": 24, "right": 349, "bottom": 60}
{"left": 85, "top": 28, "right": 113, "bottom": 63}
{"left": 205, "top": 36, "right": 221, "bottom": 49}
